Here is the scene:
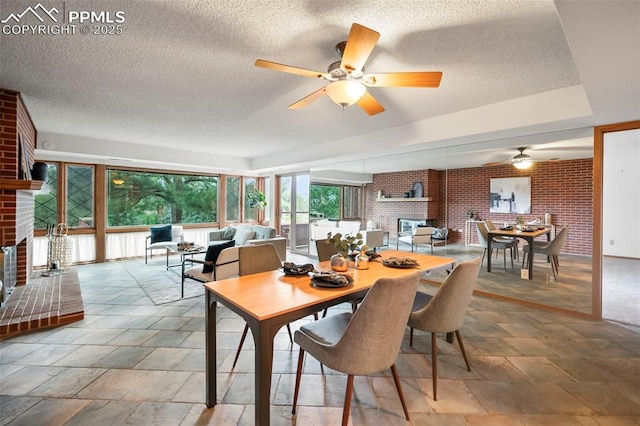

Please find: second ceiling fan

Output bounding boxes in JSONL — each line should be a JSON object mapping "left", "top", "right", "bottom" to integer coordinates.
{"left": 255, "top": 23, "right": 443, "bottom": 116}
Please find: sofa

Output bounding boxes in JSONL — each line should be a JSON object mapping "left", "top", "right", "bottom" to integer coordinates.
{"left": 208, "top": 224, "right": 287, "bottom": 260}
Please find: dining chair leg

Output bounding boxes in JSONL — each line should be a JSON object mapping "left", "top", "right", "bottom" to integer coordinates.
{"left": 481, "top": 248, "right": 486, "bottom": 266}
{"left": 232, "top": 324, "right": 249, "bottom": 368}
{"left": 286, "top": 324, "right": 293, "bottom": 344}
{"left": 431, "top": 332, "right": 438, "bottom": 401}
{"left": 503, "top": 249, "right": 507, "bottom": 271}
{"left": 390, "top": 364, "right": 411, "bottom": 420}
{"left": 510, "top": 247, "right": 514, "bottom": 268}
{"left": 342, "top": 374, "right": 355, "bottom": 426}
{"left": 313, "top": 312, "right": 319, "bottom": 321}
{"left": 409, "top": 327, "right": 414, "bottom": 346}
{"left": 292, "top": 347, "right": 305, "bottom": 414}
{"left": 455, "top": 330, "right": 471, "bottom": 371}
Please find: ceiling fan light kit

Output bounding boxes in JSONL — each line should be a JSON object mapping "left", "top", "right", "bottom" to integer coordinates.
{"left": 513, "top": 158, "right": 533, "bottom": 169}
{"left": 255, "top": 22, "right": 442, "bottom": 115}
{"left": 325, "top": 80, "right": 366, "bottom": 108}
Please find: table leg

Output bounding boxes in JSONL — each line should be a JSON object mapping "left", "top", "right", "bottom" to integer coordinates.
{"left": 487, "top": 236, "right": 493, "bottom": 272}
{"left": 251, "top": 320, "right": 276, "bottom": 425}
{"left": 526, "top": 236, "right": 534, "bottom": 279}
{"left": 205, "top": 292, "right": 217, "bottom": 408}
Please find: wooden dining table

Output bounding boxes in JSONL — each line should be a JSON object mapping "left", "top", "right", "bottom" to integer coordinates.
{"left": 487, "top": 227, "right": 551, "bottom": 279}
{"left": 203, "top": 249, "right": 456, "bottom": 425}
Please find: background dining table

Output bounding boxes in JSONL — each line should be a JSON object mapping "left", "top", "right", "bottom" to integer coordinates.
{"left": 487, "top": 227, "right": 551, "bottom": 279}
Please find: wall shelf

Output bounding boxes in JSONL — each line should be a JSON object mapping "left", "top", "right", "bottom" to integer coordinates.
{"left": 0, "top": 180, "right": 44, "bottom": 191}
{"left": 376, "top": 197, "right": 433, "bottom": 202}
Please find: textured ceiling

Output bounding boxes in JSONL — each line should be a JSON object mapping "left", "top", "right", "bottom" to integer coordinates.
{"left": 1, "top": 0, "right": 638, "bottom": 175}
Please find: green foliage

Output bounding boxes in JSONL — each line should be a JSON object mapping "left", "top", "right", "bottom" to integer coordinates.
{"left": 107, "top": 170, "right": 218, "bottom": 226}
{"left": 247, "top": 189, "right": 266, "bottom": 209}
{"left": 310, "top": 185, "right": 340, "bottom": 219}
{"left": 326, "top": 232, "right": 364, "bottom": 257}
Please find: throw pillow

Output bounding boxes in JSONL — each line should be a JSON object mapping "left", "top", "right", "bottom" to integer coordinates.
{"left": 150, "top": 225, "right": 172, "bottom": 244}
{"left": 202, "top": 240, "right": 236, "bottom": 273}
{"left": 220, "top": 226, "right": 236, "bottom": 239}
{"left": 233, "top": 230, "right": 256, "bottom": 245}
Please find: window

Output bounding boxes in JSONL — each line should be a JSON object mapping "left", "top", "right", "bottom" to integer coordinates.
{"left": 310, "top": 184, "right": 340, "bottom": 219}
{"left": 107, "top": 169, "right": 218, "bottom": 226}
{"left": 343, "top": 186, "right": 362, "bottom": 219}
{"left": 244, "top": 177, "right": 258, "bottom": 222}
{"left": 225, "top": 176, "right": 241, "bottom": 222}
{"left": 34, "top": 163, "right": 58, "bottom": 229}
{"left": 67, "top": 165, "right": 94, "bottom": 228}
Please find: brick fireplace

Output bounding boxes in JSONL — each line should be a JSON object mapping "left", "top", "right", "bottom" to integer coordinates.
{"left": 0, "top": 89, "right": 39, "bottom": 291}
{"left": 1, "top": 89, "right": 84, "bottom": 338}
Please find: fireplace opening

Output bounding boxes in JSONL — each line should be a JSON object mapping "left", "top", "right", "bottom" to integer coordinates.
{"left": 1, "top": 246, "right": 17, "bottom": 307}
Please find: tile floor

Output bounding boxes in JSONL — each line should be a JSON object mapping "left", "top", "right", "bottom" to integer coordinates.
{"left": 1, "top": 254, "right": 639, "bottom": 425}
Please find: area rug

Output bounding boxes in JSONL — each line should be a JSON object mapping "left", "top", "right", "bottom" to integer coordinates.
{"left": 122, "top": 257, "right": 205, "bottom": 305}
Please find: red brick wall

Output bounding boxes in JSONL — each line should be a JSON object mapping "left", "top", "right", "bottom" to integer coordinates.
{"left": 365, "top": 169, "right": 440, "bottom": 234}
{"left": 364, "top": 159, "right": 593, "bottom": 255}
{"left": 0, "top": 89, "right": 37, "bottom": 285}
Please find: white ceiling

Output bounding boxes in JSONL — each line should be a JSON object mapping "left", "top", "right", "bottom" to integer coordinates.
{"left": 1, "top": 1, "right": 638, "bottom": 177}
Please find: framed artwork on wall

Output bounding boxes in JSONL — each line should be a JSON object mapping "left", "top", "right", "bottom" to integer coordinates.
{"left": 412, "top": 181, "right": 423, "bottom": 198}
{"left": 489, "top": 177, "right": 531, "bottom": 214}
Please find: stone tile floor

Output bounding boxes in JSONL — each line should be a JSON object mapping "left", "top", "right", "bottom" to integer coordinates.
{"left": 1, "top": 256, "right": 639, "bottom": 425}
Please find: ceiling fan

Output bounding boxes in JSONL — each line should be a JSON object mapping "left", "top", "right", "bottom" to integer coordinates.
{"left": 255, "top": 23, "right": 443, "bottom": 116}
{"left": 483, "top": 147, "right": 558, "bottom": 169}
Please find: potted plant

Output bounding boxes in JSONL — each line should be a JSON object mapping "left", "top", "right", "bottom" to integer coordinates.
{"left": 247, "top": 190, "right": 266, "bottom": 210}
{"left": 467, "top": 209, "right": 476, "bottom": 219}
{"left": 326, "top": 232, "right": 363, "bottom": 272}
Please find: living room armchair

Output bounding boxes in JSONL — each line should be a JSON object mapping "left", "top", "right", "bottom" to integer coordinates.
{"left": 397, "top": 226, "right": 436, "bottom": 253}
{"left": 145, "top": 225, "right": 183, "bottom": 264}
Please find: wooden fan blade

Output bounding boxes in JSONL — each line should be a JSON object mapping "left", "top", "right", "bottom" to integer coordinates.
{"left": 340, "top": 23, "right": 380, "bottom": 74}
{"left": 482, "top": 161, "right": 506, "bottom": 167}
{"left": 356, "top": 91, "right": 385, "bottom": 116}
{"left": 255, "top": 59, "right": 328, "bottom": 79}
{"left": 288, "top": 87, "right": 327, "bottom": 109}
{"left": 364, "top": 72, "right": 443, "bottom": 87}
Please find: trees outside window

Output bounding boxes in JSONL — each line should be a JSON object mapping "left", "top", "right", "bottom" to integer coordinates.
{"left": 34, "top": 163, "right": 58, "bottom": 229}
{"left": 67, "top": 165, "right": 94, "bottom": 228}
{"left": 107, "top": 170, "right": 218, "bottom": 226}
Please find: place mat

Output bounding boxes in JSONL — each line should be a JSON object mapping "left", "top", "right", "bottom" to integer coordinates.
{"left": 382, "top": 257, "right": 420, "bottom": 269}
{"left": 310, "top": 272, "right": 353, "bottom": 288}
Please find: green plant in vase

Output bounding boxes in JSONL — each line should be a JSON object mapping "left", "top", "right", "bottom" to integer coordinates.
{"left": 326, "top": 232, "right": 363, "bottom": 271}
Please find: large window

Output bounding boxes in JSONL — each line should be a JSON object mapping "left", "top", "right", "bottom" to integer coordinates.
{"left": 107, "top": 169, "right": 218, "bottom": 226}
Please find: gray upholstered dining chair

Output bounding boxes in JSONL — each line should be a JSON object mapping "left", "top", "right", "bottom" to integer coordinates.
{"left": 232, "top": 244, "right": 291, "bottom": 368}
{"left": 522, "top": 225, "right": 569, "bottom": 278}
{"left": 407, "top": 257, "right": 481, "bottom": 401}
{"left": 315, "top": 239, "right": 360, "bottom": 317}
{"left": 484, "top": 219, "right": 519, "bottom": 260}
{"left": 292, "top": 271, "right": 422, "bottom": 426}
{"left": 314, "top": 238, "right": 339, "bottom": 262}
{"left": 475, "top": 221, "right": 516, "bottom": 271}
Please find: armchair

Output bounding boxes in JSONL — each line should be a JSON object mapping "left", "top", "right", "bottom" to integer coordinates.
{"left": 145, "top": 225, "right": 183, "bottom": 264}
{"left": 397, "top": 226, "right": 436, "bottom": 253}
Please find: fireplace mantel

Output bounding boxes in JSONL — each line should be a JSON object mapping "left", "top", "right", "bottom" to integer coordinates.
{"left": 0, "top": 180, "right": 44, "bottom": 191}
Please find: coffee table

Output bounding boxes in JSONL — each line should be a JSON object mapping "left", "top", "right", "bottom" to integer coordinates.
{"left": 165, "top": 245, "right": 205, "bottom": 270}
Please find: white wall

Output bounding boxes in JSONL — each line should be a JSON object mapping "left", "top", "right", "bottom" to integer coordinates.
{"left": 603, "top": 129, "right": 640, "bottom": 257}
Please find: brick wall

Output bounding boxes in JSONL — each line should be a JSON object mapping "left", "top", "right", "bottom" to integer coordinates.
{"left": 364, "top": 159, "right": 593, "bottom": 255}
{"left": 0, "top": 89, "right": 37, "bottom": 285}
{"left": 365, "top": 169, "right": 440, "bottom": 234}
